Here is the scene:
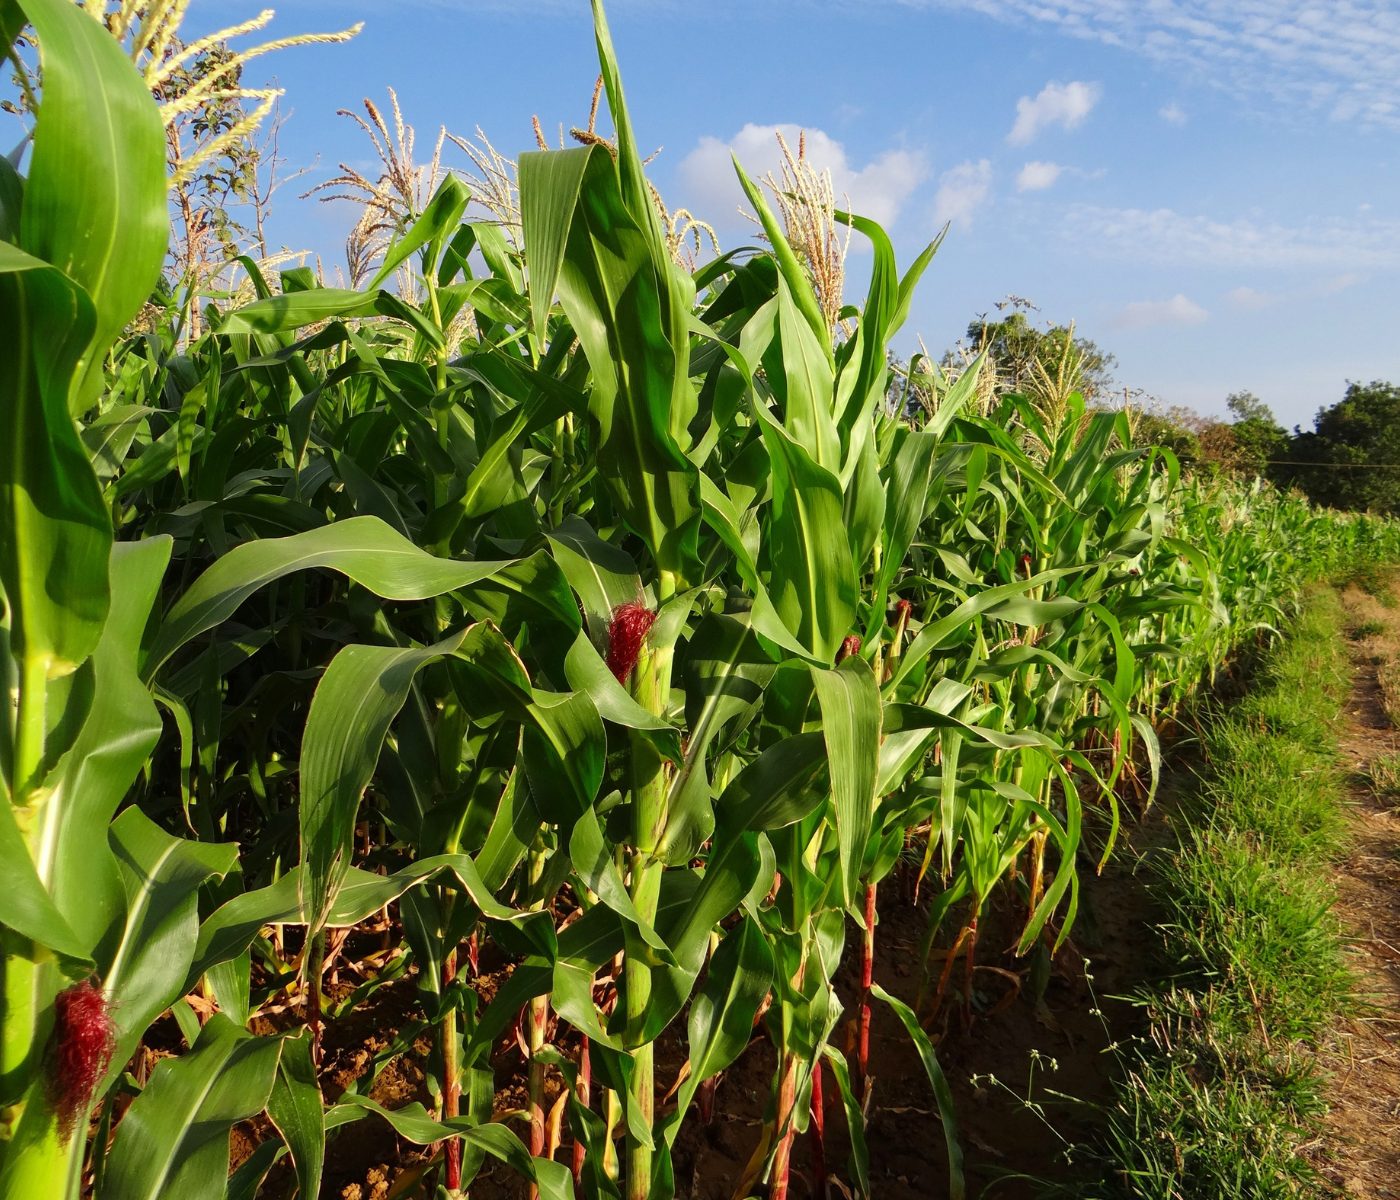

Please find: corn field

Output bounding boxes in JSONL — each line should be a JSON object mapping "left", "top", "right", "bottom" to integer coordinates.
{"left": 2, "top": 3, "right": 1396, "bottom": 1199}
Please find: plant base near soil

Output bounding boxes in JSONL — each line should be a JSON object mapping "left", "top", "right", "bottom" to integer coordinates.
{"left": 1083, "top": 585, "right": 1367, "bottom": 1200}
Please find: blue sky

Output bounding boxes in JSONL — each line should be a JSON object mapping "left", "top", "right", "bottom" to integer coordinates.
{"left": 190, "top": 2, "right": 1400, "bottom": 428}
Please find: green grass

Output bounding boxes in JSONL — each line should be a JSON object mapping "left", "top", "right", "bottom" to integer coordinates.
{"left": 1091, "top": 586, "right": 1354, "bottom": 1200}
{"left": 1369, "top": 751, "right": 1400, "bottom": 799}
{"left": 1348, "top": 561, "right": 1399, "bottom": 606}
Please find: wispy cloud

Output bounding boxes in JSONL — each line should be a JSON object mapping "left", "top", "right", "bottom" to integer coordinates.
{"left": 1227, "top": 272, "right": 1366, "bottom": 310}
{"left": 1158, "top": 102, "right": 1187, "bottom": 125}
{"left": 1064, "top": 206, "right": 1400, "bottom": 270}
{"left": 1112, "top": 294, "right": 1209, "bottom": 330}
{"left": 1007, "top": 81, "right": 1100, "bottom": 144}
{"left": 1016, "top": 160, "right": 1062, "bottom": 191}
{"left": 1226, "top": 285, "right": 1276, "bottom": 311}
{"left": 677, "top": 124, "right": 926, "bottom": 228}
{"left": 897, "top": 1, "right": 1400, "bottom": 129}
{"left": 932, "top": 159, "right": 992, "bottom": 228}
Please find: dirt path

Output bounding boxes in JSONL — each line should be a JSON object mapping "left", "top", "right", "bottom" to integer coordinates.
{"left": 1317, "top": 587, "right": 1400, "bottom": 1199}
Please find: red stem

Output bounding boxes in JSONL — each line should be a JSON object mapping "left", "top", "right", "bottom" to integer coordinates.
{"left": 810, "top": 1058, "right": 828, "bottom": 1198}
{"left": 528, "top": 993, "right": 550, "bottom": 1199}
{"left": 858, "top": 881, "right": 877, "bottom": 1105}
{"left": 443, "top": 949, "right": 462, "bottom": 1193}
{"left": 769, "top": 1054, "right": 800, "bottom": 1200}
{"left": 306, "top": 932, "right": 325, "bottom": 1067}
{"left": 572, "top": 1035, "right": 591, "bottom": 1189}
{"left": 698, "top": 1073, "right": 718, "bottom": 1125}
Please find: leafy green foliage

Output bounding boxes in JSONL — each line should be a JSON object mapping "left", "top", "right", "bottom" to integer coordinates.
{"left": 965, "top": 304, "right": 1117, "bottom": 403}
{"left": 1284, "top": 380, "right": 1400, "bottom": 513}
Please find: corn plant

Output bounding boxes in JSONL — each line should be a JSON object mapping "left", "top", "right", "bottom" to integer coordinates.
{"left": 5, "top": 3, "right": 1400, "bottom": 1199}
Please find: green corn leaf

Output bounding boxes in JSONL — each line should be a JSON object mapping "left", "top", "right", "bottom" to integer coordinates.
{"left": 519, "top": 41, "right": 701, "bottom": 583}
{"left": 220, "top": 287, "right": 445, "bottom": 348}
{"left": 546, "top": 516, "right": 643, "bottom": 637}
{"left": 718, "top": 733, "right": 827, "bottom": 832}
{"left": 145, "top": 517, "right": 551, "bottom": 676}
{"left": 924, "top": 350, "right": 986, "bottom": 442}
{"left": 18, "top": 0, "right": 167, "bottom": 412}
{"left": 871, "top": 984, "right": 964, "bottom": 1200}
{"left": 521, "top": 688, "right": 607, "bottom": 825}
{"left": 766, "top": 279, "right": 840, "bottom": 470}
{"left": 0, "top": 242, "right": 109, "bottom": 684}
{"left": 39, "top": 538, "right": 171, "bottom": 954}
{"left": 518, "top": 145, "right": 591, "bottom": 361}
{"left": 367, "top": 174, "right": 470, "bottom": 291}
{"left": 631, "top": 848, "right": 766, "bottom": 1046}
{"left": 455, "top": 372, "right": 574, "bottom": 524}
{"left": 298, "top": 624, "right": 565, "bottom": 937}
{"left": 831, "top": 210, "right": 898, "bottom": 448}
{"left": 668, "top": 916, "right": 774, "bottom": 1128}
{"left": 81, "top": 404, "right": 153, "bottom": 484}
{"left": 812, "top": 656, "right": 882, "bottom": 906}
{"left": 101, "top": 809, "right": 239, "bottom": 1093}
{"left": 731, "top": 156, "right": 830, "bottom": 355}
{"left": 225, "top": 1138, "right": 283, "bottom": 1200}
{"left": 696, "top": 473, "right": 818, "bottom": 662}
{"left": 265, "top": 1030, "right": 324, "bottom": 1200}
{"left": 568, "top": 807, "right": 672, "bottom": 959}
{"left": 888, "top": 565, "right": 1091, "bottom": 688}
{"left": 298, "top": 635, "right": 463, "bottom": 934}
{"left": 819, "top": 1044, "right": 871, "bottom": 1197}
{"left": 0, "top": 800, "right": 87, "bottom": 959}
{"left": 753, "top": 405, "right": 857, "bottom": 663}
{"left": 101, "top": 1017, "right": 283, "bottom": 1200}
{"left": 191, "top": 853, "right": 540, "bottom": 984}
{"left": 658, "top": 614, "right": 778, "bottom": 863}
{"left": 325, "top": 1097, "right": 574, "bottom": 1200}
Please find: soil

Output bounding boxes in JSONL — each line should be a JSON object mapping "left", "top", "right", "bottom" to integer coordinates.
{"left": 1314, "top": 589, "right": 1400, "bottom": 1199}
{"left": 215, "top": 816, "right": 1168, "bottom": 1200}
{"left": 212, "top": 705, "right": 1290, "bottom": 1200}
{"left": 668, "top": 826, "right": 1167, "bottom": 1200}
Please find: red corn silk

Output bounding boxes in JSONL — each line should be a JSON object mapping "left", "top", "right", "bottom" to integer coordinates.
{"left": 48, "top": 979, "right": 116, "bottom": 1142}
{"left": 606, "top": 600, "right": 657, "bottom": 684}
{"left": 893, "top": 598, "right": 914, "bottom": 623}
{"left": 837, "top": 635, "right": 862, "bottom": 663}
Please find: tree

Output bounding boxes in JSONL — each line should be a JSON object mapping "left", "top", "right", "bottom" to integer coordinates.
{"left": 1127, "top": 405, "right": 1202, "bottom": 463}
{"left": 157, "top": 38, "right": 261, "bottom": 336}
{"left": 1283, "top": 380, "right": 1400, "bottom": 513}
{"left": 1223, "top": 390, "right": 1287, "bottom": 477}
{"left": 965, "top": 300, "right": 1117, "bottom": 408}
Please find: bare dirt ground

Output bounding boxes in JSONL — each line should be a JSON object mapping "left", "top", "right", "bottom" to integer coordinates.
{"left": 1315, "top": 586, "right": 1400, "bottom": 1199}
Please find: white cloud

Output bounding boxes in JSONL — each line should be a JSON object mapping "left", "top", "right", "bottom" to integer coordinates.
{"left": 676, "top": 124, "right": 926, "bottom": 229}
{"left": 1228, "top": 273, "right": 1364, "bottom": 310}
{"left": 1016, "top": 160, "right": 1063, "bottom": 191}
{"left": 932, "top": 159, "right": 992, "bottom": 228}
{"left": 1227, "top": 286, "right": 1277, "bottom": 310}
{"left": 1113, "top": 294, "right": 1209, "bottom": 330}
{"left": 1317, "top": 271, "right": 1364, "bottom": 295}
{"left": 1158, "top": 102, "right": 1187, "bottom": 124}
{"left": 896, "top": 1, "right": 1400, "bottom": 129}
{"left": 1064, "top": 206, "right": 1400, "bottom": 270}
{"left": 1007, "top": 81, "right": 1101, "bottom": 145}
